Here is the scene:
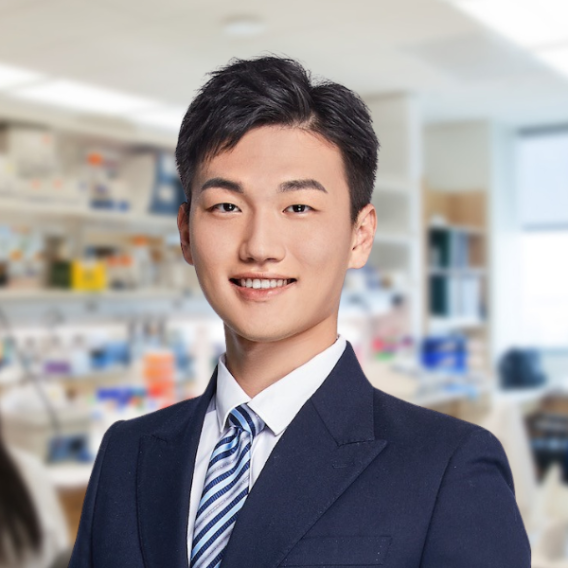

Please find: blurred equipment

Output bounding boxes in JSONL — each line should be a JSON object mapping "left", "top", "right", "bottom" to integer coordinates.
{"left": 499, "top": 348, "right": 547, "bottom": 389}
{"left": 528, "top": 409, "right": 568, "bottom": 482}
{"left": 531, "top": 466, "right": 568, "bottom": 568}
{"left": 421, "top": 334, "right": 467, "bottom": 374}
{"left": 476, "top": 397, "right": 568, "bottom": 567}
{"left": 1, "top": 398, "right": 91, "bottom": 462}
{"left": 149, "top": 152, "right": 185, "bottom": 215}
{"left": 0, "top": 125, "right": 58, "bottom": 177}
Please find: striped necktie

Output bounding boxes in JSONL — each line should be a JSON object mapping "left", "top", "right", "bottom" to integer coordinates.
{"left": 189, "top": 403, "right": 265, "bottom": 568}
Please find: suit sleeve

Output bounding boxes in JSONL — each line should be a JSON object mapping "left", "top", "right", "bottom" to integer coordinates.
{"left": 420, "top": 427, "right": 531, "bottom": 568}
{"left": 68, "top": 420, "right": 124, "bottom": 568}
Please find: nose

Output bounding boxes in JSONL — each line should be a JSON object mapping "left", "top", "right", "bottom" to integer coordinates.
{"left": 239, "top": 211, "right": 286, "bottom": 264}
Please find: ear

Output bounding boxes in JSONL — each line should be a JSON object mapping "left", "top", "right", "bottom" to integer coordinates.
{"left": 177, "top": 202, "right": 194, "bottom": 266}
{"left": 348, "top": 203, "right": 377, "bottom": 270}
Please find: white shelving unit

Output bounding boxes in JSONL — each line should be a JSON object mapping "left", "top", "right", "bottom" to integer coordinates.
{"left": 423, "top": 122, "right": 492, "bottom": 376}
{"left": 0, "top": 96, "right": 177, "bottom": 151}
{"left": 0, "top": 99, "right": 180, "bottom": 235}
{"left": 0, "top": 196, "right": 177, "bottom": 232}
{"left": 428, "top": 267, "right": 487, "bottom": 276}
{"left": 364, "top": 93, "right": 423, "bottom": 342}
{"left": 429, "top": 316, "right": 486, "bottom": 333}
{"left": 0, "top": 100, "right": 192, "bottom": 324}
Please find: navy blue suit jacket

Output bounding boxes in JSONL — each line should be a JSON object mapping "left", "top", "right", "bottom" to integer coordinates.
{"left": 69, "top": 340, "right": 531, "bottom": 567}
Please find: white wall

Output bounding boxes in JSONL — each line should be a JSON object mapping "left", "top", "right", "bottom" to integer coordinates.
{"left": 425, "top": 121, "right": 491, "bottom": 192}
{"left": 367, "top": 93, "right": 422, "bottom": 182}
{"left": 489, "top": 124, "right": 524, "bottom": 365}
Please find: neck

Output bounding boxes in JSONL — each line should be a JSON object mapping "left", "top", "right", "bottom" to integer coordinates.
{"left": 223, "top": 320, "right": 338, "bottom": 398}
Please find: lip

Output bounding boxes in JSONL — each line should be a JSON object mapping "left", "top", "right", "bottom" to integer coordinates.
{"left": 229, "top": 277, "right": 296, "bottom": 301}
{"left": 230, "top": 273, "right": 296, "bottom": 281}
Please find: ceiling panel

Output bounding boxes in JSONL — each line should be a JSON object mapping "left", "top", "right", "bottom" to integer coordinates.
{"left": 0, "top": 0, "right": 566, "bottom": 125}
{"left": 0, "top": 0, "right": 139, "bottom": 61}
{"left": 421, "top": 69, "right": 568, "bottom": 124}
{"left": 403, "top": 32, "right": 546, "bottom": 82}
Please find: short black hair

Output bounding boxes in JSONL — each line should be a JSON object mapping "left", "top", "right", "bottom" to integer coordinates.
{"left": 175, "top": 56, "right": 379, "bottom": 225}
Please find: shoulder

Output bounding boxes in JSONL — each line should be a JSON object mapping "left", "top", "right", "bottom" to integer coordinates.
{"left": 371, "top": 387, "right": 503, "bottom": 464}
{"left": 372, "top": 385, "right": 482, "bottom": 437}
{"left": 85, "top": 394, "right": 207, "bottom": 488}
{"left": 100, "top": 394, "right": 205, "bottom": 450}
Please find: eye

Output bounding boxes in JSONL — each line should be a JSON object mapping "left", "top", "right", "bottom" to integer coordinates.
{"left": 285, "top": 204, "right": 313, "bottom": 213}
{"left": 210, "top": 203, "right": 241, "bottom": 213}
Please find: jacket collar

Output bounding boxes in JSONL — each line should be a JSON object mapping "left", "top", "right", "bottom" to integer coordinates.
{"left": 216, "top": 334, "right": 347, "bottom": 436}
{"left": 309, "top": 340, "right": 375, "bottom": 445}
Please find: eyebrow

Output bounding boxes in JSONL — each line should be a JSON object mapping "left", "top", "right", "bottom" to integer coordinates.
{"left": 200, "top": 177, "right": 243, "bottom": 193}
{"left": 199, "top": 177, "right": 328, "bottom": 194}
{"left": 280, "top": 179, "right": 328, "bottom": 193}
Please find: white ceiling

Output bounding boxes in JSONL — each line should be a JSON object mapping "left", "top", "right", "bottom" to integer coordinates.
{"left": 0, "top": 0, "right": 567, "bottom": 127}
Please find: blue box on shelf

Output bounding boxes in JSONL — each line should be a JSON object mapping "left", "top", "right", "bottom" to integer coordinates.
{"left": 149, "top": 152, "right": 186, "bottom": 216}
{"left": 421, "top": 335, "right": 467, "bottom": 373}
{"left": 90, "top": 340, "right": 130, "bottom": 369}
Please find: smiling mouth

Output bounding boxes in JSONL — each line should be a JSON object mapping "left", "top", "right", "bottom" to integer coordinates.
{"left": 230, "top": 278, "right": 297, "bottom": 289}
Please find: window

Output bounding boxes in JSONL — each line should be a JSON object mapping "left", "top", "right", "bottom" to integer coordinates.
{"left": 518, "top": 128, "right": 568, "bottom": 348}
{"left": 520, "top": 231, "right": 568, "bottom": 347}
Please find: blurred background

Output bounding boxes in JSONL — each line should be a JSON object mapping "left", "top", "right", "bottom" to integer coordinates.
{"left": 0, "top": 0, "right": 567, "bottom": 566}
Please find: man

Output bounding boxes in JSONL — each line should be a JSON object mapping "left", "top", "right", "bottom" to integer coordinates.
{"left": 69, "top": 56, "right": 530, "bottom": 568}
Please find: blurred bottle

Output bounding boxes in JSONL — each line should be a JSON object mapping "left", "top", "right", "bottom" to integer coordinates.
{"left": 42, "top": 335, "right": 71, "bottom": 376}
{"left": 130, "top": 236, "right": 155, "bottom": 289}
{"left": 20, "top": 337, "right": 42, "bottom": 377}
{"left": 45, "top": 234, "right": 72, "bottom": 289}
{"left": 144, "top": 351, "right": 175, "bottom": 405}
{"left": 69, "top": 335, "right": 91, "bottom": 377}
{"left": 106, "top": 253, "right": 135, "bottom": 290}
{"left": 5, "top": 226, "right": 45, "bottom": 290}
{"left": 85, "top": 150, "right": 129, "bottom": 211}
{"left": 0, "top": 336, "right": 15, "bottom": 369}
{"left": 71, "top": 257, "right": 107, "bottom": 291}
{"left": 128, "top": 318, "right": 146, "bottom": 364}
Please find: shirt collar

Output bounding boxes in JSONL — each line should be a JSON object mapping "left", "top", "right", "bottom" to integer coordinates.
{"left": 215, "top": 334, "right": 347, "bottom": 436}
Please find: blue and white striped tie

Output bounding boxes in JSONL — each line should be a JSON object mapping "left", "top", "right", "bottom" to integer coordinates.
{"left": 189, "top": 403, "right": 265, "bottom": 568}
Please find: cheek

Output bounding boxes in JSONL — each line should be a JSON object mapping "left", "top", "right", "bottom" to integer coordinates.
{"left": 291, "top": 223, "right": 351, "bottom": 273}
{"left": 190, "top": 222, "right": 232, "bottom": 278}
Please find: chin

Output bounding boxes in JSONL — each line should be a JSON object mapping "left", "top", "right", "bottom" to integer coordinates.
{"left": 225, "top": 317, "right": 307, "bottom": 345}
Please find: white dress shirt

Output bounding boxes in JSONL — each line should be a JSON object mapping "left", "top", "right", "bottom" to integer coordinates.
{"left": 186, "top": 334, "right": 347, "bottom": 552}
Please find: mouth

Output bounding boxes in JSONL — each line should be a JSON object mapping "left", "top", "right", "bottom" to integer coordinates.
{"left": 229, "top": 277, "right": 297, "bottom": 289}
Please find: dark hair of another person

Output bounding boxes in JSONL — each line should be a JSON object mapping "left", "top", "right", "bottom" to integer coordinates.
{"left": 175, "top": 56, "right": 380, "bottom": 225}
{"left": 0, "top": 424, "right": 42, "bottom": 562}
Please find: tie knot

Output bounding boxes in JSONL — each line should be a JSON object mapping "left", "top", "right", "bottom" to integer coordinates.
{"left": 228, "top": 403, "right": 265, "bottom": 438}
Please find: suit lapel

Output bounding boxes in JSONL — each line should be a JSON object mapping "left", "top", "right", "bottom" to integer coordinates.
{"left": 221, "top": 341, "right": 388, "bottom": 568}
{"left": 137, "top": 368, "right": 217, "bottom": 568}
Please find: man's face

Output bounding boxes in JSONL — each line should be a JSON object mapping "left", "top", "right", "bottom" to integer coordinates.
{"left": 178, "top": 125, "right": 375, "bottom": 344}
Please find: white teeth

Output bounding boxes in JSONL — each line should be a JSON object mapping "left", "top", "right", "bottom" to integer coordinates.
{"left": 237, "top": 278, "right": 293, "bottom": 289}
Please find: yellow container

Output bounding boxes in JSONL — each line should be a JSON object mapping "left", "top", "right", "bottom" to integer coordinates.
{"left": 71, "top": 260, "right": 107, "bottom": 291}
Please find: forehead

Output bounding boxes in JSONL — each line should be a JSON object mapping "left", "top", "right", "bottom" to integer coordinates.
{"left": 194, "top": 125, "right": 346, "bottom": 186}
